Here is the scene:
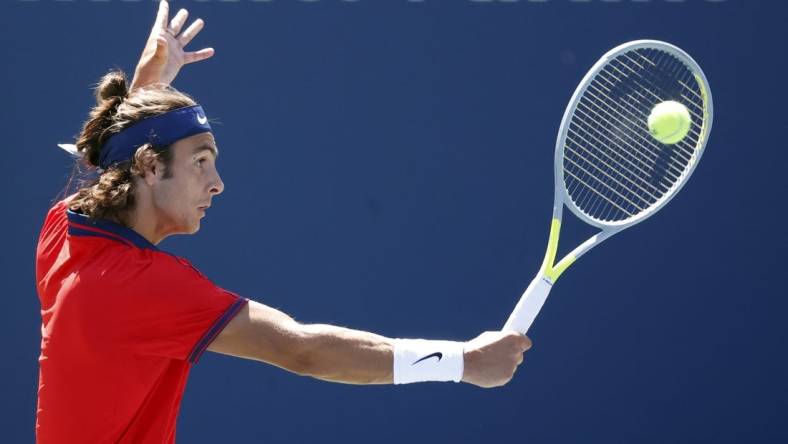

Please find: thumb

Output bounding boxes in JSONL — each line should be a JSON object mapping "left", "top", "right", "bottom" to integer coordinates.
{"left": 154, "top": 35, "right": 168, "bottom": 59}
{"left": 518, "top": 334, "right": 532, "bottom": 352}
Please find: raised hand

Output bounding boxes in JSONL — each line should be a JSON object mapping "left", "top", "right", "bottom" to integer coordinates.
{"left": 129, "top": 0, "right": 215, "bottom": 92}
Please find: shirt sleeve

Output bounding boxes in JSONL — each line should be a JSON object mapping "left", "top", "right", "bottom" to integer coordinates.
{"left": 93, "top": 252, "right": 248, "bottom": 364}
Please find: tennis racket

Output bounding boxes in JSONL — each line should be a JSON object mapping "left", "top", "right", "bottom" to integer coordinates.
{"left": 503, "top": 40, "right": 713, "bottom": 334}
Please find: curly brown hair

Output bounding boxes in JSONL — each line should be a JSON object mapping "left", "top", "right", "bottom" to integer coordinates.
{"left": 66, "top": 70, "right": 198, "bottom": 226}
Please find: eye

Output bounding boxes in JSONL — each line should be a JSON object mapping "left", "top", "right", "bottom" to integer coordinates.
{"left": 196, "top": 157, "right": 207, "bottom": 166}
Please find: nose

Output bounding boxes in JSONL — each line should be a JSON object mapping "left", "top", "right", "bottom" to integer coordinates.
{"left": 209, "top": 169, "right": 225, "bottom": 196}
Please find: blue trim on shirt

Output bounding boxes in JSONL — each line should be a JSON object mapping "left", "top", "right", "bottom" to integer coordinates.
{"left": 188, "top": 297, "right": 249, "bottom": 364}
{"left": 68, "top": 226, "right": 133, "bottom": 247}
{"left": 66, "top": 209, "right": 158, "bottom": 251}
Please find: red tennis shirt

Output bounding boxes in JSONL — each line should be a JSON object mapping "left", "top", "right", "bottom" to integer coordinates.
{"left": 35, "top": 196, "right": 248, "bottom": 443}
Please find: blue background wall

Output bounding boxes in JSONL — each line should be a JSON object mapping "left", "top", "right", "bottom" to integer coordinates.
{"left": 1, "top": 0, "right": 786, "bottom": 442}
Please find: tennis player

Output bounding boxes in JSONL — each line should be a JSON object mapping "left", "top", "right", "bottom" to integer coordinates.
{"left": 35, "top": 2, "right": 531, "bottom": 442}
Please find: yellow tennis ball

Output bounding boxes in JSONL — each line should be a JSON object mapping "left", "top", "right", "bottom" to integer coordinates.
{"left": 647, "top": 101, "right": 691, "bottom": 145}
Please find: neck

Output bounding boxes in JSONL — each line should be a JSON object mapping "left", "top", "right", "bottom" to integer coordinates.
{"left": 127, "top": 198, "right": 165, "bottom": 246}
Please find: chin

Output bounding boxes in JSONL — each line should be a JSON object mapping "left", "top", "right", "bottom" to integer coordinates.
{"left": 176, "top": 219, "right": 201, "bottom": 235}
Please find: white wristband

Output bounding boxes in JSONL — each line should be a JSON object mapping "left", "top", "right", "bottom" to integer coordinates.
{"left": 393, "top": 339, "right": 464, "bottom": 384}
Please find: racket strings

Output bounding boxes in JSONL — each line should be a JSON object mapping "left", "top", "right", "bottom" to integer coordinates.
{"left": 569, "top": 103, "right": 676, "bottom": 187}
{"left": 563, "top": 47, "right": 706, "bottom": 223}
{"left": 583, "top": 78, "right": 685, "bottom": 179}
{"left": 568, "top": 102, "right": 665, "bottom": 216}
{"left": 573, "top": 98, "right": 679, "bottom": 185}
{"left": 593, "top": 61, "right": 693, "bottom": 169}
{"left": 613, "top": 53, "right": 701, "bottom": 153}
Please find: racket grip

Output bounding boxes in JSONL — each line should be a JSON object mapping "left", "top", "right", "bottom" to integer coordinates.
{"left": 503, "top": 275, "right": 553, "bottom": 335}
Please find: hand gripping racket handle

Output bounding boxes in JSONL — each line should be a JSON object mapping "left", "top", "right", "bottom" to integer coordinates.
{"left": 503, "top": 274, "right": 553, "bottom": 335}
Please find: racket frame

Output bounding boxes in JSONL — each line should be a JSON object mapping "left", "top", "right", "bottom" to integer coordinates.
{"left": 503, "top": 40, "right": 713, "bottom": 334}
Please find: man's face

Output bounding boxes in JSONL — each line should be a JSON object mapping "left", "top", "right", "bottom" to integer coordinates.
{"left": 150, "top": 132, "right": 224, "bottom": 236}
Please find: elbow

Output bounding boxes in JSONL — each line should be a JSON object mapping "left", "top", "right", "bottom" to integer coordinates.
{"left": 271, "top": 324, "right": 324, "bottom": 378}
{"left": 289, "top": 355, "right": 355, "bottom": 383}
{"left": 286, "top": 350, "right": 320, "bottom": 378}
{"left": 286, "top": 332, "right": 388, "bottom": 385}
{"left": 283, "top": 327, "right": 344, "bottom": 381}
{"left": 269, "top": 323, "right": 387, "bottom": 384}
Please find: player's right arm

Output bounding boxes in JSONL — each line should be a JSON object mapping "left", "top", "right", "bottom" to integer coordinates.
{"left": 207, "top": 300, "right": 531, "bottom": 388}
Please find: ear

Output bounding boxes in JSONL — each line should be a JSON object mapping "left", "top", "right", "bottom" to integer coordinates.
{"left": 136, "top": 149, "right": 167, "bottom": 187}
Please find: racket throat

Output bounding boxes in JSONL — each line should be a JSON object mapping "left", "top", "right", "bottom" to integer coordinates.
{"left": 541, "top": 217, "right": 576, "bottom": 283}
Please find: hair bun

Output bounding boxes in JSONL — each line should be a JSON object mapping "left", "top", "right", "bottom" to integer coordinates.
{"left": 95, "top": 70, "right": 129, "bottom": 104}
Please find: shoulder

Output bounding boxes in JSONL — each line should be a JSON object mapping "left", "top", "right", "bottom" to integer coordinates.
{"left": 36, "top": 195, "right": 75, "bottom": 251}
{"left": 44, "top": 194, "right": 74, "bottom": 223}
{"left": 41, "top": 193, "right": 79, "bottom": 230}
{"left": 133, "top": 250, "right": 216, "bottom": 288}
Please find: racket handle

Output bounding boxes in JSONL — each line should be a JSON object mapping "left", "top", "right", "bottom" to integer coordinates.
{"left": 503, "top": 274, "right": 553, "bottom": 335}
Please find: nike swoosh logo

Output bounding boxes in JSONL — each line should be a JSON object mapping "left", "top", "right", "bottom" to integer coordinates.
{"left": 197, "top": 115, "right": 208, "bottom": 125}
{"left": 412, "top": 352, "right": 443, "bottom": 365}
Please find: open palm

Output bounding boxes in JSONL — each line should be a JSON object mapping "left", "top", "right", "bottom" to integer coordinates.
{"left": 130, "top": 0, "right": 214, "bottom": 92}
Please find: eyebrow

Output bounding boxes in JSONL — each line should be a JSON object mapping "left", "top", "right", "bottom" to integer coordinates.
{"left": 192, "top": 143, "right": 219, "bottom": 158}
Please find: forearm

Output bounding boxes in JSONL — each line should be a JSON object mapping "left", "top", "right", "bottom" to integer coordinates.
{"left": 296, "top": 323, "right": 393, "bottom": 385}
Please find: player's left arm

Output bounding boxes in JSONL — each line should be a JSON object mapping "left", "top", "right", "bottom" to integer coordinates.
{"left": 129, "top": 0, "right": 215, "bottom": 93}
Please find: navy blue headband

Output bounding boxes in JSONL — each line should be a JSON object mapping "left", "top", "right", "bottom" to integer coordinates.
{"left": 99, "top": 105, "right": 212, "bottom": 169}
